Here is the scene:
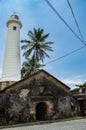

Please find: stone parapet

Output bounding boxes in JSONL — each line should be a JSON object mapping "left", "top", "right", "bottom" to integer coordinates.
{"left": 0, "top": 81, "right": 16, "bottom": 91}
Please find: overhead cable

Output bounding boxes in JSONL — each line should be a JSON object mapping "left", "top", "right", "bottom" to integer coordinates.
{"left": 1, "top": 45, "right": 85, "bottom": 79}
{"left": 45, "top": 0, "right": 86, "bottom": 46}
{"left": 45, "top": 45, "right": 85, "bottom": 65}
{"left": 67, "top": 0, "right": 84, "bottom": 42}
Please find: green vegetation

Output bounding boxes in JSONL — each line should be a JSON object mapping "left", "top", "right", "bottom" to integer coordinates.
{"left": 76, "top": 83, "right": 86, "bottom": 88}
{"left": 21, "top": 28, "right": 53, "bottom": 78}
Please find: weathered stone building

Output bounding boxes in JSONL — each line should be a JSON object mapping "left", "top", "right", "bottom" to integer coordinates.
{"left": 71, "top": 87, "right": 86, "bottom": 116}
{"left": 0, "top": 81, "right": 15, "bottom": 90}
{"left": 0, "top": 70, "right": 77, "bottom": 125}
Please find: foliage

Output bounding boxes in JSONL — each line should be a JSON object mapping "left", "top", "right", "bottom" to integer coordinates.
{"left": 21, "top": 28, "right": 53, "bottom": 62}
{"left": 21, "top": 28, "right": 53, "bottom": 78}
{"left": 21, "top": 56, "right": 44, "bottom": 78}
{"left": 76, "top": 83, "right": 86, "bottom": 88}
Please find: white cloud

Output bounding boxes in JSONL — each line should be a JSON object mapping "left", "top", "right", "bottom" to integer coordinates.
{"left": 61, "top": 74, "right": 86, "bottom": 89}
{"left": 62, "top": 79, "right": 83, "bottom": 85}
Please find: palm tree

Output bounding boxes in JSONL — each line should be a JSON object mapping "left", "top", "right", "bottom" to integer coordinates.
{"left": 21, "top": 55, "right": 44, "bottom": 78}
{"left": 21, "top": 28, "right": 53, "bottom": 63}
{"left": 21, "top": 28, "right": 53, "bottom": 78}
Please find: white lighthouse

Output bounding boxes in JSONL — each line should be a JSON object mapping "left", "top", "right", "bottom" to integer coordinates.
{"left": 2, "top": 13, "right": 22, "bottom": 81}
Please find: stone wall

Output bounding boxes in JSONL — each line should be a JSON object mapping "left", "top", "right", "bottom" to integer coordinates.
{"left": 0, "top": 72, "right": 78, "bottom": 125}
{"left": 0, "top": 81, "right": 16, "bottom": 90}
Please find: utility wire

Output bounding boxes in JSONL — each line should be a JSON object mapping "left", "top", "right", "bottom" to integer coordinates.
{"left": 1, "top": 1, "right": 86, "bottom": 79}
{"left": 45, "top": 45, "right": 85, "bottom": 65}
{"left": 67, "top": 0, "right": 84, "bottom": 42}
{"left": 45, "top": 0, "right": 86, "bottom": 46}
{"left": 1, "top": 45, "right": 85, "bottom": 79}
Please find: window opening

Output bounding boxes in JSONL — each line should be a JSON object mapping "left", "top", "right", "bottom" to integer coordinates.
{"left": 13, "top": 26, "right": 17, "bottom": 30}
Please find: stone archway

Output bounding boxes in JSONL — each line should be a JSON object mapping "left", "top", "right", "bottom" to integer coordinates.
{"left": 36, "top": 102, "right": 47, "bottom": 120}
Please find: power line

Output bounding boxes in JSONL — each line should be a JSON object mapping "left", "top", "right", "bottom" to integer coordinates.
{"left": 45, "top": 45, "right": 85, "bottom": 65}
{"left": 67, "top": 0, "right": 84, "bottom": 42}
{"left": 1, "top": 45, "right": 85, "bottom": 79}
{"left": 45, "top": 0, "right": 86, "bottom": 46}
{"left": 1, "top": 1, "right": 86, "bottom": 79}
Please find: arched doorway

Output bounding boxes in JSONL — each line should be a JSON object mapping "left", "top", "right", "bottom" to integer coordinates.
{"left": 36, "top": 102, "right": 47, "bottom": 120}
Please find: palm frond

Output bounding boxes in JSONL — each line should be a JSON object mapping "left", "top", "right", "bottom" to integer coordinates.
{"left": 40, "top": 49, "right": 50, "bottom": 59}
{"left": 40, "top": 34, "right": 49, "bottom": 42}
{"left": 21, "top": 28, "right": 53, "bottom": 78}
{"left": 21, "top": 39, "right": 31, "bottom": 43}
{"left": 24, "top": 47, "right": 34, "bottom": 58}
{"left": 28, "top": 30, "right": 37, "bottom": 41}
{"left": 40, "top": 44, "right": 53, "bottom": 52}
{"left": 43, "top": 41, "right": 54, "bottom": 45}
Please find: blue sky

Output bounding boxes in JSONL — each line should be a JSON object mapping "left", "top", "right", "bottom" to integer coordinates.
{"left": 0, "top": 0, "right": 86, "bottom": 89}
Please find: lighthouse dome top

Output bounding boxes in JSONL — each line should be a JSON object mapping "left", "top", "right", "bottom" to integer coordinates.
{"left": 6, "top": 13, "right": 22, "bottom": 28}
{"left": 11, "top": 12, "right": 19, "bottom": 20}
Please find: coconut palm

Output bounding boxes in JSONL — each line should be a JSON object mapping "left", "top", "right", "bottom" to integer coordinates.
{"left": 21, "top": 28, "right": 53, "bottom": 78}
{"left": 21, "top": 55, "right": 44, "bottom": 78}
{"left": 21, "top": 28, "right": 53, "bottom": 63}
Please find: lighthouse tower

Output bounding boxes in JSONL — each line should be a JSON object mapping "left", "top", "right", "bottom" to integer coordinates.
{"left": 2, "top": 13, "right": 22, "bottom": 81}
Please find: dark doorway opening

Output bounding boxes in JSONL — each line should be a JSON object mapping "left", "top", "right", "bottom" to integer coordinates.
{"left": 79, "top": 100, "right": 85, "bottom": 116}
{"left": 36, "top": 102, "right": 47, "bottom": 121}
